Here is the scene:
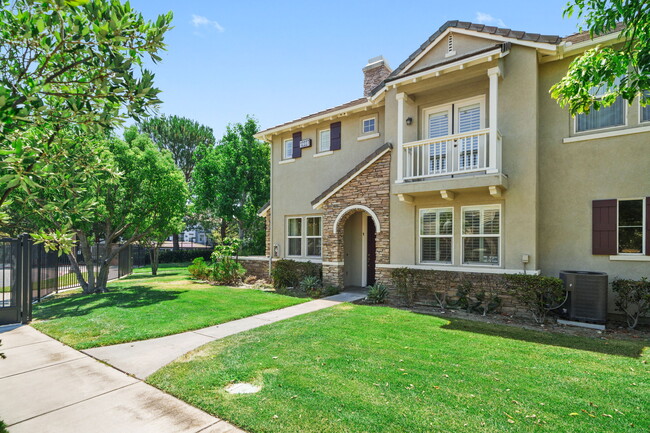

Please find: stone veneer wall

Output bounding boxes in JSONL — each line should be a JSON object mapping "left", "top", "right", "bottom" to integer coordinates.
{"left": 375, "top": 267, "right": 528, "bottom": 316}
{"left": 320, "top": 151, "right": 391, "bottom": 287}
{"left": 238, "top": 257, "right": 270, "bottom": 281}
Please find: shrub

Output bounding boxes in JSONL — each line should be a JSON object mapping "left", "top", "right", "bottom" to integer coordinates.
{"left": 211, "top": 238, "right": 245, "bottom": 285}
{"left": 366, "top": 282, "right": 388, "bottom": 304}
{"left": 188, "top": 257, "right": 210, "bottom": 280}
{"left": 160, "top": 248, "right": 212, "bottom": 264}
{"left": 612, "top": 277, "right": 650, "bottom": 329}
{"left": 0, "top": 419, "right": 7, "bottom": 433}
{"left": 271, "top": 259, "right": 321, "bottom": 290}
{"left": 322, "top": 286, "right": 340, "bottom": 297}
{"left": 299, "top": 275, "right": 322, "bottom": 297}
{"left": 391, "top": 267, "right": 418, "bottom": 306}
{"left": 504, "top": 274, "right": 565, "bottom": 324}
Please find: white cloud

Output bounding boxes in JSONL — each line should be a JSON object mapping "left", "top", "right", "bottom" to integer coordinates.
{"left": 475, "top": 12, "right": 506, "bottom": 28}
{"left": 191, "top": 14, "right": 224, "bottom": 32}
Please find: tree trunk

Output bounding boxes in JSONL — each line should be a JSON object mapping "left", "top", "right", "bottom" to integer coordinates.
{"left": 150, "top": 246, "right": 160, "bottom": 276}
{"left": 172, "top": 233, "right": 180, "bottom": 251}
{"left": 76, "top": 232, "right": 98, "bottom": 294}
{"left": 220, "top": 220, "right": 227, "bottom": 240}
{"left": 67, "top": 250, "right": 89, "bottom": 293}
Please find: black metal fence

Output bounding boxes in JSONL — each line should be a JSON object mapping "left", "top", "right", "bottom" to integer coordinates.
{"left": 1, "top": 236, "right": 135, "bottom": 325}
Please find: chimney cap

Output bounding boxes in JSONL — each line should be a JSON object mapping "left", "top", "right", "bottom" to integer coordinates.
{"left": 363, "top": 55, "right": 391, "bottom": 71}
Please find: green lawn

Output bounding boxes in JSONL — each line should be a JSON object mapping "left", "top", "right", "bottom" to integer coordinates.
{"left": 148, "top": 304, "right": 649, "bottom": 433}
{"left": 32, "top": 265, "right": 307, "bottom": 350}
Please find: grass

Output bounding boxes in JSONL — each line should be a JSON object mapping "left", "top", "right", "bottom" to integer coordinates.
{"left": 149, "top": 304, "right": 649, "bottom": 433}
{"left": 31, "top": 265, "right": 307, "bottom": 350}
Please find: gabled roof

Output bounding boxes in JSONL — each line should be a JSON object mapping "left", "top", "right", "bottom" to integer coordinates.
{"left": 311, "top": 143, "right": 392, "bottom": 209}
{"left": 257, "top": 201, "right": 270, "bottom": 217}
{"left": 563, "top": 22, "right": 625, "bottom": 43}
{"left": 383, "top": 20, "right": 562, "bottom": 84}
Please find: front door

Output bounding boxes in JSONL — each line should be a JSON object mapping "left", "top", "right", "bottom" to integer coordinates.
{"left": 366, "top": 216, "right": 376, "bottom": 287}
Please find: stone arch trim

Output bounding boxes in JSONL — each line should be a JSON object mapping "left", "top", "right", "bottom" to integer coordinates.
{"left": 333, "top": 205, "right": 381, "bottom": 234}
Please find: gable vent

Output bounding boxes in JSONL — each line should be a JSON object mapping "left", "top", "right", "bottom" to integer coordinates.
{"left": 447, "top": 34, "right": 453, "bottom": 53}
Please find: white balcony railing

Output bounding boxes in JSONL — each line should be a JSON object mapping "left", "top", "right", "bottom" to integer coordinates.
{"left": 402, "top": 128, "right": 499, "bottom": 181}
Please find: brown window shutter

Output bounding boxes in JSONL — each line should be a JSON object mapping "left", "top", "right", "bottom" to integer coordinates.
{"left": 592, "top": 199, "right": 617, "bottom": 255}
{"left": 646, "top": 197, "right": 650, "bottom": 255}
{"left": 292, "top": 132, "right": 302, "bottom": 158}
{"left": 330, "top": 122, "right": 341, "bottom": 150}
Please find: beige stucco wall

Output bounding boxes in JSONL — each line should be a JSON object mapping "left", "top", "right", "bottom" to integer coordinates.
{"left": 386, "top": 45, "right": 540, "bottom": 271}
{"left": 538, "top": 55, "right": 650, "bottom": 303}
{"left": 269, "top": 109, "right": 386, "bottom": 259}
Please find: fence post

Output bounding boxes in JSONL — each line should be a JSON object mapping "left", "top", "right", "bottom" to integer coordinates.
{"left": 20, "top": 234, "right": 32, "bottom": 324}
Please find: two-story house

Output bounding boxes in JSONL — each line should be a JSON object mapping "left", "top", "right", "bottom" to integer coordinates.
{"left": 254, "top": 21, "right": 649, "bottom": 313}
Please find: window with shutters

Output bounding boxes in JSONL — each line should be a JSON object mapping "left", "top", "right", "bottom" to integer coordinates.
{"left": 618, "top": 199, "right": 645, "bottom": 254}
{"left": 641, "top": 91, "right": 650, "bottom": 123}
{"left": 462, "top": 205, "right": 500, "bottom": 266}
{"left": 283, "top": 139, "right": 293, "bottom": 160}
{"left": 419, "top": 208, "right": 453, "bottom": 264}
{"left": 286, "top": 216, "right": 322, "bottom": 258}
{"left": 576, "top": 79, "right": 626, "bottom": 132}
{"left": 319, "top": 129, "right": 331, "bottom": 153}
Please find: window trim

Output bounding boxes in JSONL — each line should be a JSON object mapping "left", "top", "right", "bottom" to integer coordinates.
{"left": 461, "top": 204, "right": 502, "bottom": 267}
{"left": 305, "top": 216, "right": 323, "bottom": 258}
{"left": 360, "top": 115, "right": 378, "bottom": 135}
{"left": 285, "top": 215, "right": 323, "bottom": 259}
{"left": 421, "top": 95, "right": 485, "bottom": 139}
{"left": 283, "top": 138, "right": 293, "bottom": 160}
{"left": 318, "top": 128, "right": 331, "bottom": 153}
{"left": 616, "top": 197, "right": 646, "bottom": 256}
{"left": 418, "top": 207, "right": 454, "bottom": 265}
{"left": 639, "top": 91, "right": 650, "bottom": 124}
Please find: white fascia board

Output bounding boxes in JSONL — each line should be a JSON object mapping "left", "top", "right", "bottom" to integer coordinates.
{"left": 388, "top": 48, "right": 506, "bottom": 88}
{"left": 312, "top": 147, "right": 392, "bottom": 209}
{"left": 402, "top": 28, "right": 453, "bottom": 74}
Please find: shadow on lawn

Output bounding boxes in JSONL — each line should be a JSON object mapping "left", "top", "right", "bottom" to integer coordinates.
{"left": 440, "top": 316, "right": 648, "bottom": 359}
{"left": 33, "top": 286, "right": 186, "bottom": 320}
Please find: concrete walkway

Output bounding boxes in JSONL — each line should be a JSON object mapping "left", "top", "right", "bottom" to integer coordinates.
{"left": 0, "top": 325, "right": 244, "bottom": 433}
{"left": 84, "top": 291, "right": 366, "bottom": 379}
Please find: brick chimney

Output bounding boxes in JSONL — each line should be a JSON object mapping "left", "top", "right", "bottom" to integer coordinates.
{"left": 363, "top": 56, "right": 392, "bottom": 97}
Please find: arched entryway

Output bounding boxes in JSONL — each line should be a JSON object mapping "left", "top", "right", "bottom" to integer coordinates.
{"left": 337, "top": 207, "right": 379, "bottom": 288}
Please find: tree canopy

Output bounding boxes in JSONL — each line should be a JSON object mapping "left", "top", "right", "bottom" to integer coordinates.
{"left": 551, "top": 0, "right": 650, "bottom": 114}
{"left": 192, "top": 116, "right": 269, "bottom": 254}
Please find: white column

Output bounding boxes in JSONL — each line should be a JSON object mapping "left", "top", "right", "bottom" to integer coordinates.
{"left": 487, "top": 66, "right": 501, "bottom": 174}
{"left": 396, "top": 92, "right": 405, "bottom": 183}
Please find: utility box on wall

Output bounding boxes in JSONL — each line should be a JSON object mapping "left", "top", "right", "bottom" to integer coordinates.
{"left": 560, "top": 271, "right": 608, "bottom": 324}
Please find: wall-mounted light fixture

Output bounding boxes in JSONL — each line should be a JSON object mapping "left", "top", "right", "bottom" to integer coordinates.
{"left": 405, "top": 117, "right": 413, "bottom": 126}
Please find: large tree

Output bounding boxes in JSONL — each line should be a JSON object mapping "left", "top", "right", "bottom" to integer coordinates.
{"left": 0, "top": 0, "right": 172, "bottom": 248}
{"left": 551, "top": 0, "right": 650, "bottom": 114}
{"left": 139, "top": 115, "right": 215, "bottom": 249}
{"left": 192, "top": 116, "right": 269, "bottom": 255}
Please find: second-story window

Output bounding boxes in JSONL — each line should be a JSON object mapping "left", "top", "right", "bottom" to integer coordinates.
{"left": 319, "top": 129, "right": 331, "bottom": 152}
{"left": 641, "top": 91, "right": 650, "bottom": 123}
{"left": 283, "top": 139, "right": 293, "bottom": 160}
{"left": 576, "top": 80, "right": 625, "bottom": 132}
{"left": 362, "top": 117, "right": 376, "bottom": 134}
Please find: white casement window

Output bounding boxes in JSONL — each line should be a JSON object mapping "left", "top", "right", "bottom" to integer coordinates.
{"left": 319, "top": 129, "right": 331, "bottom": 153}
{"left": 618, "top": 199, "right": 645, "bottom": 254}
{"left": 362, "top": 116, "right": 376, "bottom": 134}
{"left": 462, "top": 205, "right": 501, "bottom": 266}
{"left": 306, "top": 216, "right": 322, "bottom": 257}
{"left": 283, "top": 139, "right": 293, "bottom": 160}
{"left": 576, "top": 79, "right": 625, "bottom": 132}
{"left": 641, "top": 91, "right": 650, "bottom": 123}
{"left": 419, "top": 208, "right": 453, "bottom": 264}
{"left": 287, "top": 217, "right": 302, "bottom": 256}
{"left": 286, "top": 216, "right": 322, "bottom": 258}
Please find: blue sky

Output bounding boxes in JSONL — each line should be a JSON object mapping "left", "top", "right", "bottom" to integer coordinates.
{"left": 128, "top": 1, "right": 580, "bottom": 139}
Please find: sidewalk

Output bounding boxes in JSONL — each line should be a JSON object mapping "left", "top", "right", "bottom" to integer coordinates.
{"left": 0, "top": 325, "right": 244, "bottom": 433}
{"left": 84, "top": 291, "right": 366, "bottom": 379}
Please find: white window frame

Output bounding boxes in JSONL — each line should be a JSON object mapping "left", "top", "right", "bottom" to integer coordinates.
{"left": 574, "top": 80, "right": 627, "bottom": 134}
{"left": 421, "top": 96, "right": 485, "bottom": 139}
{"left": 639, "top": 91, "right": 650, "bottom": 124}
{"left": 361, "top": 115, "right": 377, "bottom": 135}
{"left": 461, "top": 204, "right": 502, "bottom": 267}
{"left": 318, "top": 128, "right": 331, "bottom": 153}
{"left": 418, "top": 207, "right": 454, "bottom": 265}
{"left": 305, "top": 216, "right": 323, "bottom": 258}
{"left": 286, "top": 216, "right": 323, "bottom": 258}
{"left": 283, "top": 138, "right": 293, "bottom": 160}
{"left": 286, "top": 217, "right": 302, "bottom": 257}
{"left": 617, "top": 198, "right": 646, "bottom": 255}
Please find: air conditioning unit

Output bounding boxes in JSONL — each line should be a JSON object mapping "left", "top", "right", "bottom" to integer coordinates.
{"left": 560, "top": 271, "right": 608, "bottom": 324}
